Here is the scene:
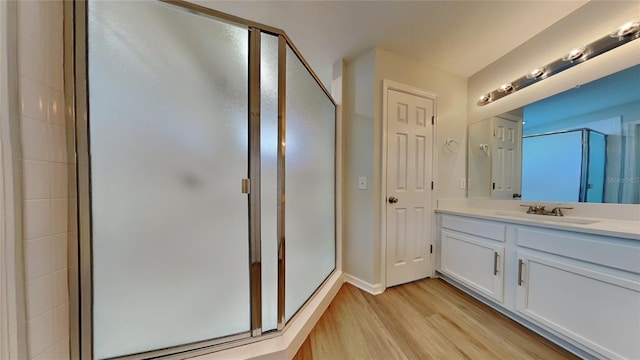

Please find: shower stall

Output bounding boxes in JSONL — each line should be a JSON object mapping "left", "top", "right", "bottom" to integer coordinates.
{"left": 69, "top": 1, "right": 336, "bottom": 359}
{"left": 522, "top": 128, "right": 606, "bottom": 203}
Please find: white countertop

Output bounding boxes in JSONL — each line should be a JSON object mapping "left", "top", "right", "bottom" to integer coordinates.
{"left": 436, "top": 207, "right": 640, "bottom": 241}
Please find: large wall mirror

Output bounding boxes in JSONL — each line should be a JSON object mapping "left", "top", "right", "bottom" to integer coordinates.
{"left": 468, "top": 64, "right": 639, "bottom": 204}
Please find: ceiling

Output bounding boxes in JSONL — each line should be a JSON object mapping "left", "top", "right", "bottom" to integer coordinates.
{"left": 194, "top": 0, "right": 588, "bottom": 87}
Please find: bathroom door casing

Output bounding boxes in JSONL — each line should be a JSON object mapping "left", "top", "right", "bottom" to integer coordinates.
{"left": 385, "top": 88, "right": 434, "bottom": 287}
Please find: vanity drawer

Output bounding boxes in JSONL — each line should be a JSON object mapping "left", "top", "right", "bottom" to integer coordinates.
{"left": 516, "top": 227, "right": 640, "bottom": 273}
{"left": 441, "top": 215, "right": 506, "bottom": 242}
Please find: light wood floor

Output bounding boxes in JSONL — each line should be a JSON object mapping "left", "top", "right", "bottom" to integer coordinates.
{"left": 293, "top": 278, "right": 579, "bottom": 360}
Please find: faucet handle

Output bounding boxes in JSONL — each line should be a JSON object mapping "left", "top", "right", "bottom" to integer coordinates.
{"left": 550, "top": 207, "right": 573, "bottom": 216}
{"left": 520, "top": 204, "right": 537, "bottom": 214}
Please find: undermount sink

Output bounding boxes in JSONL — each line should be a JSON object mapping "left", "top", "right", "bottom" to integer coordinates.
{"left": 493, "top": 211, "right": 601, "bottom": 225}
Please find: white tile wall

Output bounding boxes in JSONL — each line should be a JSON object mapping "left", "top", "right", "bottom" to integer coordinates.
{"left": 18, "top": 1, "right": 71, "bottom": 359}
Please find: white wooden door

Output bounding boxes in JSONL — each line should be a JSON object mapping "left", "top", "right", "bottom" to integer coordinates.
{"left": 386, "top": 89, "right": 434, "bottom": 287}
{"left": 491, "top": 116, "right": 522, "bottom": 199}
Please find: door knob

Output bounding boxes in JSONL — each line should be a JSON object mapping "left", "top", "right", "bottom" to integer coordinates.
{"left": 388, "top": 196, "right": 398, "bottom": 204}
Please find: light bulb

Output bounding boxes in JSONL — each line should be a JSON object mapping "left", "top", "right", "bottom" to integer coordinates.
{"left": 562, "top": 47, "right": 585, "bottom": 61}
{"left": 499, "top": 83, "right": 514, "bottom": 92}
{"left": 479, "top": 94, "right": 491, "bottom": 102}
{"left": 613, "top": 20, "right": 640, "bottom": 37}
{"left": 527, "top": 67, "right": 545, "bottom": 79}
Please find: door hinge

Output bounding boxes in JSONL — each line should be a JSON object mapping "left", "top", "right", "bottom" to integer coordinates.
{"left": 492, "top": 182, "right": 496, "bottom": 190}
{"left": 431, "top": 116, "right": 435, "bottom": 125}
{"left": 430, "top": 245, "right": 433, "bottom": 254}
{"left": 431, "top": 181, "right": 434, "bottom": 190}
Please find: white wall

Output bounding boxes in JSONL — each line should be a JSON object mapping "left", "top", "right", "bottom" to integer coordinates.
{"left": 375, "top": 48, "right": 468, "bottom": 201}
{"left": 467, "top": 119, "right": 492, "bottom": 198}
{"left": 17, "top": 1, "right": 72, "bottom": 359}
{"left": 343, "top": 49, "right": 376, "bottom": 284}
{"left": 342, "top": 47, "right": 467, "bottom": 286}
{"left": 468, "top": 1, "right": 640, "bottom": 125}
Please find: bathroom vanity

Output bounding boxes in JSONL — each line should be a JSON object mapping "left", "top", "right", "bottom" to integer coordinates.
{"left": 435, "top": 209, "right": 640, "bottom": 360}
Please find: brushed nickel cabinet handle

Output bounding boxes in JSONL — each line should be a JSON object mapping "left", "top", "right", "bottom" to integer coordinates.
{"left": 493, "top": 252, "right": 499, "bottom": 275}
{"left": 518, "top": 259, "right": 524, "bottom": 286}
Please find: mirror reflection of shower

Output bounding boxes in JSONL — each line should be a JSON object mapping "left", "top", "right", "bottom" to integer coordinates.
{"left": 522, "top": 128, "right": 606, "bottom": 203}
{"left": 467, "top": 64, "right": 640, "bottom": 204}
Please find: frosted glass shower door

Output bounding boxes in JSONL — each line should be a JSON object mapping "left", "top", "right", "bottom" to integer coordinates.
{"left": 285, "top": 46, "right": 336, "bottom": 322}
{"left": 522, "top": 131, "right": 583, "bottom": 202}
{"left": 261, "top": 33, "right": 279, "bottom": 332}
{"left": 88, "top": 1, "right": 250, "bottom": 358}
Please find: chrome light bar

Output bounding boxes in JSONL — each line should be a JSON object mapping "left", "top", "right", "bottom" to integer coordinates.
{"left": 477, "top": 19, "right": 640, "bottom": 106}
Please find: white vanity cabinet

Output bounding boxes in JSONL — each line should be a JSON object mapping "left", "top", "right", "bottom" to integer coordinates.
{"left": 437, "top": 213, "right": 640, "bottom": 360}
{"left": 515, "top": 227, "right": 640, "bottom": 360}
{"left": 439, "top": 215, "right": 506, "bottom": 303}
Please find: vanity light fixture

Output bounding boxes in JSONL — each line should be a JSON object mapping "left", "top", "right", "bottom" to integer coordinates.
{"left": 477, "top": 18, "right": 640, "bottom": 106}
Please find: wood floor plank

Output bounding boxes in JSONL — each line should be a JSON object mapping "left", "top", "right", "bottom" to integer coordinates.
{"left": 364, "top": 286, "right": 468, "bottom": 359}
{"left": 415, "top": 280, "right": 571, "bottom": 359}
{"left": 295, "top": 337, "right": 313, "bottom": 360}
{"left": 292, "top": 278, "right": 580, "bottom": 360}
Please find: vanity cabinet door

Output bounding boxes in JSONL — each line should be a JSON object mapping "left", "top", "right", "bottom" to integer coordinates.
{"left": 440, "top": 230, "right": 504, "bottom": 303}
{"left": 516, "top": 251, "right": 640, "bottom": 360}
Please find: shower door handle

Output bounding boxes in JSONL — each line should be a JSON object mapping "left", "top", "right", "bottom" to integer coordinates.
{"left": 241, "top": 178, "right": 250, "bottom": 194}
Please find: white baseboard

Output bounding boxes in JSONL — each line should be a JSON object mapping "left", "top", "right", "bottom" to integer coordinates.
{"left": 343, "top": 273, "right": 384, "bottom": 295}
{"left": 192, "top": 271, "right": 344, "bottom": 360}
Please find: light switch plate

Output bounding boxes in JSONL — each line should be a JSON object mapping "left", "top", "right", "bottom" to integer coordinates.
{"left": 358, "top": 177, "right": 367, "bottom": 190}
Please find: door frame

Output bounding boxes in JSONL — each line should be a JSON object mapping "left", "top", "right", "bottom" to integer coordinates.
{"left": 380, "top": 80, "right": 437, "bottom": 290}
{"left": 0, "top": 1, "right": 27, "bottom": 359}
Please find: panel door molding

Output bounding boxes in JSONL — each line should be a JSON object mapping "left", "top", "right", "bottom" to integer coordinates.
{"left": 384, "top": 85, "right": 435, "bottom": 288}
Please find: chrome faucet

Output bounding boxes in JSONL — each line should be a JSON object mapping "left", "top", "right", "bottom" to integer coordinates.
{"left": 520, "top": 204, "right": 549, "bottom": 215}
{"left": 520, "top": 204, "right": 573, "bottom": 216}
{"left": 549, "top": 207, "right": 573, "bottom": 216}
